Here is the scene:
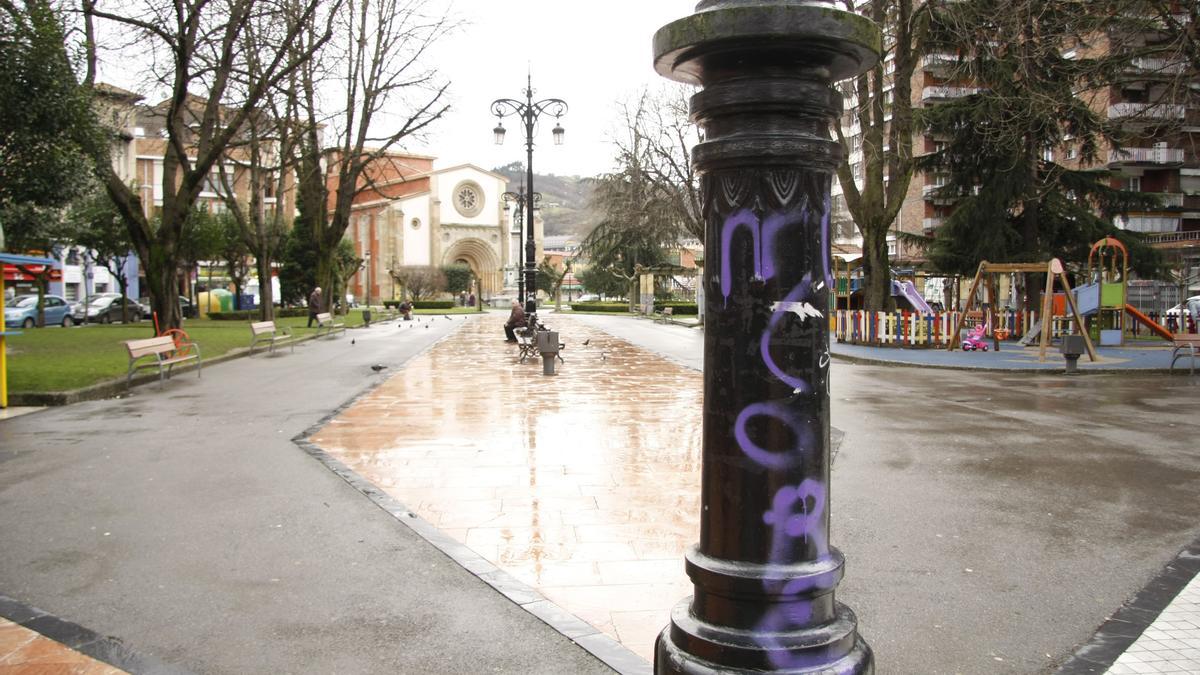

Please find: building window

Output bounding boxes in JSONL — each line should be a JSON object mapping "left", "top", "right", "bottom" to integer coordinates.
{"left": 452, "top": 180, "right": 485, "bottom": 218}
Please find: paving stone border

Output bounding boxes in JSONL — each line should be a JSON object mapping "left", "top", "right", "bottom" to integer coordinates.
{"left": 1056, "top": 533, "right": 1200, "bottom": 674}
{"left": 0, "top": 594, "right": 190, "bottom": 675}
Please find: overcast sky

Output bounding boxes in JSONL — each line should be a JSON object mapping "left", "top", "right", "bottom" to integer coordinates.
{"left": 409, "top": 0, "right": 700, "bottom": 178}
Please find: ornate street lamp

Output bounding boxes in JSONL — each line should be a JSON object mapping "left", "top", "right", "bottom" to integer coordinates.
{"left": 491, "top": 74, "right": 566, "bottom": 313}
{"left": 502, "top": 187, "right": 541, "bottom": 303}
{"left": 652, "top": 1, "right": 880, "bottom": 674}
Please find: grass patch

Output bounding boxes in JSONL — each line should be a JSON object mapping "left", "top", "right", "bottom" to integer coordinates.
{"left": 4, "top": 314, "right": 369, "bottom": 393}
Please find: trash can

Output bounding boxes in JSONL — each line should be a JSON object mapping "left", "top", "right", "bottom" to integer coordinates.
{"left": 362, "top": 308, "right": 371, "bottom": 327}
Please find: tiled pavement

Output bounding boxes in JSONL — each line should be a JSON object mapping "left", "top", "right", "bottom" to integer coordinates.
{"left": 310, "top": 313, "right": 702, "bottom": 661}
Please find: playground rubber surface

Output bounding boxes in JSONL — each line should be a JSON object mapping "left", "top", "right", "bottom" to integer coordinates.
{"left": 831, "top": 339, "right": 1186, "bottom": 371}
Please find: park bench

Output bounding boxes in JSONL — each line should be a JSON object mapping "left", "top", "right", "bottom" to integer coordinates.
{"left": 1169, "top": 333, "right": 1200, "bottom": 375}
{"left": 655, "top": 306, "right": 675, "bottom": 324}
{"left": 513, "top": 314, "right": 564, "bottom": 364}
{"left": 124, "top": 335, "right": 201, "bottom": 388}
{"left": 315, "top": 312, "right": 346, "bottom": 338}
{"left": 249, "top": 320, "right": 296, "bottom": 355}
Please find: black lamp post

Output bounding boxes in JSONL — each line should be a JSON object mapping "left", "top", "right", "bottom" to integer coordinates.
{"left": 491, "top": 74, "right": 566, "bottom": 313}
{"left": 502, "top": 187, "right": 541, "bottom": 304}
{"left": 652, "top": 2, "right": 880, "bottom": 674}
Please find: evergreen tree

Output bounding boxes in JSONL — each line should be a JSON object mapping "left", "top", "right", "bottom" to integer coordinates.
{"left": 279, "top": 218, "right": 317, "bottom": 305}
{"left": 919, "top": 0, "right": 1163, "bottom": 305}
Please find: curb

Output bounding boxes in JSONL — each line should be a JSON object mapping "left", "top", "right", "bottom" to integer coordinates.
{"left": 1056, "top": 533, "right": 1200, "bottom": 674}
{"left": 0, "top": 594, "right": 191, "bottom": 675}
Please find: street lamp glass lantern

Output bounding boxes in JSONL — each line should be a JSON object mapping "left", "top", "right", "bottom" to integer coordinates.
{"left": 493, "top": 122, "right": 506, "bottom": 145}
{"left": 552, "top": 122, "right": 565, "bottom": 145}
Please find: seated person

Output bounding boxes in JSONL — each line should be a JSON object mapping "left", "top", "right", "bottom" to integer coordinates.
{"left": 504, "top": 299, "right": 526, "bottom": 342}
{"left": 400, "top": 301, "right": 412, "bottom": 321}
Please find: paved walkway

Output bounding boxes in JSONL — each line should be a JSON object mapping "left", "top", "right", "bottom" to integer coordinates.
{"left": 2, "top": 310, "right": 1198, "bottom": 674}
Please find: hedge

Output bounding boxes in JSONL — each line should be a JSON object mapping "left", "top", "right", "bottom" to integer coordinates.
{"left": 207, "top": 308, "right": 308, "bottom": 320}
{"left": 653, "top": 302, "right": 698, "bottom": 315}
{"left": 569, "top": 302, "right": 630, "bottom": 313}
{"left": 412, "top": 300, "right": 454, "bottom": 309}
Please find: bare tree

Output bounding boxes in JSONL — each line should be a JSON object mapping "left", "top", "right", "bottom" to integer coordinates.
{"left": 82, "top": 0, "right": 335, "bottom": 328}
{"left": 612, "top": 86, "right": 704, "bottom": 241}
{"left": 289, "top": 0, "right": 454, "bottom": 312}
{"left": 390, "top": 265, "right": 443, "bottom": 301}
{"left": 833, "top": 0, "right": 925, "bottom": 311}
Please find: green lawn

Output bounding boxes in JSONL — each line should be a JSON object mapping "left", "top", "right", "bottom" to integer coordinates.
{"left": 4, "top": 313, "right": 369, "bottom": 393}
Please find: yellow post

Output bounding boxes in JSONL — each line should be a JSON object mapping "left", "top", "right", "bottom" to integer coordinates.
{"left": 1, "top": 271, "right": 7, "bottom": 408}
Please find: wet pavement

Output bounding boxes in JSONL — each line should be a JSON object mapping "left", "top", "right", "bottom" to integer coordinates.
{"left": 310, "top": 313, "right": 702, "bottom": 660}
{"left": 313, "top": 311, "right": 1200, "bottom": 673}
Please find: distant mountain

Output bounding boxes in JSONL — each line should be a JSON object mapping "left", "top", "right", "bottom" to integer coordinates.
{"left": 492, "top": 162, "right": 598, "bottom": 238}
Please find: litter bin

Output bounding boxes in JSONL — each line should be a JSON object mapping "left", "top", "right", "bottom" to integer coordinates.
{"left": 362, "top": 308, "right": 372, "bottom": 327}
{"left": 1060, "top": 334, "right": 1086, "bottom": 374}
{"left": 537, "top": 330, "right": 560, "bottom": 376}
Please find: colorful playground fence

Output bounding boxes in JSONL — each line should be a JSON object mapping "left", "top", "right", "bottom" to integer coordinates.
{"left": 833, "top": 310, "right": 1044, "bottom": 348}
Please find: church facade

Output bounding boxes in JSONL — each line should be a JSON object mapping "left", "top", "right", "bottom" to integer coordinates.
{"left": 343, "top": 155, "right": 522, "bottom": 303}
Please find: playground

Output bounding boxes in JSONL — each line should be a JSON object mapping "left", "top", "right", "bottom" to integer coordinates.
{"left": 832, "top": 238, "right": 1196, "bottom": 370}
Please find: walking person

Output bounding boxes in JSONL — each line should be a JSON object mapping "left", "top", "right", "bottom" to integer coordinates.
{"left": 307, "top": 286, "right": 322, "bottom": 328}
{"left": 504, "top": 299, "right": 525, "bottom": 342}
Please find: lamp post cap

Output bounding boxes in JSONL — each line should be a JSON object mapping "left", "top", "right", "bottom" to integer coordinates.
{"left": 653, "top": 1, "right": 881, "bottom": 84}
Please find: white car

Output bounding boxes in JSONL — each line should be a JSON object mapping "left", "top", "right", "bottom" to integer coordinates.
{"left": 1166, "top": 296, "right": 1200, "bottom": 318}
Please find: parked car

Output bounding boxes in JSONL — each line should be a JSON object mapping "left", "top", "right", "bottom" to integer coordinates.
{"left": 1166, "top": 296, "right": 1200, "bottom": 318}
{"left": 82, "top": 294, "right": 142, "bottom": 324}
{"left": 4, "top": 294, "right": 76, "bottom": 328}
{"left": 135, "top": 295, "right": 197, "bottom": 320}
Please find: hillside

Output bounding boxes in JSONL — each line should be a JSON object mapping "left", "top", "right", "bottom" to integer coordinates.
{"left": 492, "top": 162, "right": 598, "bottom": 237}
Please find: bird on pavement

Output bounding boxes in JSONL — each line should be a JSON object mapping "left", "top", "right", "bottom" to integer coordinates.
{"left": 425, "top": 324, "right": 430, "bottom": 329}
{"left": 351, "top": 339, "right": 356, "bottom": 345}
{"left": 443, "top": 315, "right": 451, "bottom": 320}
{"left": 582, "top": 339, "right": 590, "bottom": 346}
{"left": 370, "top": 364, "right": 387, "bottom": 372}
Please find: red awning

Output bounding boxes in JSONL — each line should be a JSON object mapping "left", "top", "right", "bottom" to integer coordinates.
{"left": 3, "top": 264, "right": 63, "bottom": 282}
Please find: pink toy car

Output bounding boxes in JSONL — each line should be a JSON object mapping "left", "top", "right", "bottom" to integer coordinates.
{"left": 962, "top": 323, "right": 990, "bottom": 352}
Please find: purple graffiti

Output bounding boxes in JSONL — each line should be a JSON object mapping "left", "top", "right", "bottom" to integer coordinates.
{"left": 724, "top": 206, "right": 837, "bottom": 667}
{"left": 734, "top": 401, "right": 813, "bottom": 470}
{"left": 718, "top": 210, "right": 793, "bottom": 306}
{"left": 762, "top": 478, "right": 828, "bottom": 560}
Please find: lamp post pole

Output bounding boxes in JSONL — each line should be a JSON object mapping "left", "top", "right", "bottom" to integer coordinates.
{"left": 503, "top": 187, "right": 541, "bottom": 304}
{"left": 492, "top": 74, "right": 566, "bottom": 313}
{"left": 652, "top": 2, "right": 880, "bottom": 673}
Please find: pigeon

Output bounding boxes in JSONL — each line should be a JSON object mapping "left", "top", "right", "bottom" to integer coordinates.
{"left": 582, "top": 339, "right": 590, "bottom": 346}
{"left": 425, "top": 324, "right": 430, "bottom": 329}
{"left": 601, "top": 352, "right": 608, "bottom": 361}
{"left": 370, "top": 364, "right": 387, "bottom": 372}
{"left": 351, "top": 339, "right": 356, "bottom": 345}
{"left": 443, "top": 315, "right": 451, "bottom": 320}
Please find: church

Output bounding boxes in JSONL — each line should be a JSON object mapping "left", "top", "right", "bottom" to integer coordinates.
{"left": 343, "top": 152, "right": 539, "bottom": 305}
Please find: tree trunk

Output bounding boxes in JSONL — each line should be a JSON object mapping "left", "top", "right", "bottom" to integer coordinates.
{"left": 257, "top": 255, "right": 275, "bottom": 321}
{"left": 860, "top": 225, "right": 895, "bottom": 312}
{"left": 147, "top": 262, "right": 182, "bottom": 330}
{"left": 315, "top": 250, "right": 336, "bottom": 313}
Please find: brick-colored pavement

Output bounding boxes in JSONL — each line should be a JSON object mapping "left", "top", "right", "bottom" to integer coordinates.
{"left": 310, "top": 312, "right": 701, "bottom": 659}
{"left": 0, "top": 618, "right": 126, "bottom": 674}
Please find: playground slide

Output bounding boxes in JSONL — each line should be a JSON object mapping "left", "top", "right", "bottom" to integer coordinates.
{"left": 895, "top": 280, "right": 933, "bottom": 314}
{"left": 1124, "top": 304, "right": 1173, "bottom": 341}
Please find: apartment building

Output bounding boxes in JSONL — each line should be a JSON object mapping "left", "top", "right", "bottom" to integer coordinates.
{"left": 833, "top": 6, "right": 1199, "bottom": 307}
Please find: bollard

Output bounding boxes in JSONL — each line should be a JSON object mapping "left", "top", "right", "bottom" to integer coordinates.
{"left": 536, "top": 330, "right": 559, "bottom": 376}
{"left": 1061, "top": 334, "right": 1085, "bottom": 375}
{"left": 653, "top": 2, "right": 880, "bottom": 674}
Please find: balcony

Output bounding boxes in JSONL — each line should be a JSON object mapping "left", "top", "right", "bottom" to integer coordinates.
{"left": 1107, "top": 103, "right": 1187, "bottom": 120}
{"left": 921, "top": 86, "right": 979, "bottom": 102}
{"left": 1142, "top": 230, "right": 1200, "bottom": 245}
{"left": 1108, "top": 147, "right": 1185, "bottom": 164}
{"left": 921, "top": 53, "right": 959, "bottom": 74}
{"left": 1117, "top": 215, "right": 1181, "bottom": 233}
{"left": 1149, "top": 193, "right": 1186, "bottom": 208}
{"left": 1128, "top": 57, "right": 1189, "bottom": 75}
{"left": 922, "top": 218, "right": 944, "bottom": 233}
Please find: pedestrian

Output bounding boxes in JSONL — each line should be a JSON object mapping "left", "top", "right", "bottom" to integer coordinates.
{"left": 400, "top": 300, "right": 412, "bottom": 321}
{"left": 504, "top": 299, "right": 525, "bottom": 342}
{"left": 468, "top": 293, "right": 476, "bottom": 307}
{"left": 307, "top": 286, "right": 322, "bottom": 328}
